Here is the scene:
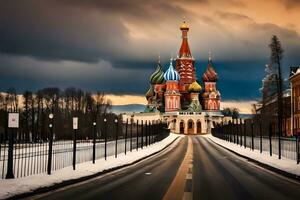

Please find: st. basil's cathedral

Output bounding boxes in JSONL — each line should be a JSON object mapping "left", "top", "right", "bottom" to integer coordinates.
{"left": 123, "top": 21, "right": 223, "bottom": 135}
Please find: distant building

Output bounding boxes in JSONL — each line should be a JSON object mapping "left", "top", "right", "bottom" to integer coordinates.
{"left": 290, "top": 66, "right": 300, "bottom": 135}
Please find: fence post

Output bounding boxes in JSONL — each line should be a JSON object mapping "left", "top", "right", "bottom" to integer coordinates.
{"left": 260, "top": 123, "right": 262, "bottom": 154}
{"left": 130, "top": 120, "right": 133, "bottom": 151}
{"left": 141, "top": 120, "right": 144, "bottom": 149}
{"left": 244, "top": 121, "right": 246, "bottom": 148}
{"left": 104, "top": 118, "right": 107, "bottom": 160}
{"left": 269, "top": 123, "right": 272, "bottom": 156}
{"left": 125, "top": 119, "right": 128, "bottom": 155}
{"left": 227, "top": 121, "right": 232, "bottom": 142}
{"left": 236, "top": 119, "right": 239, "bottom": 145}
{"left": 278, "top": 126, "right": 281, "bottom": 160}
{"left": 47, "top": 114, "right": 54, "bottom": 175}
{"left": 234, "top": 119, "right": 236, "bottom": 144}
{"left": 240, "top": 119, "right": 243, "bottom": 147}
{"left": 251, "top": 122, "right": 254, "bottom": 151}
{"left": 296, "top": 135, "right": 299, "bottom": 164}
{"left": 145, "top": 121, "right": 148, "bottom": 147}
{"left": 73, "top": 128, "right": 77, "bottom": 170}
{"left": 149, "top": 121, "right": 152, "bottom": 145}
{"left": 115, "top": 119, "right": 118, "bottom": 158}
{"left": 92, "top": 121, "right": 96, "bottom": 163}
{"left": 5, "top": 128, "right": 15, "bottom": 179}
{"left": 136, "top": 120, "right": 139, "bottom": 151}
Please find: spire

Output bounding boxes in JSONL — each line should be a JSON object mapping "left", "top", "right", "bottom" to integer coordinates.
{"left": 179, "top": 19, "right": 192, "bottom": 58}
{"left": 208, "top": 51, "right": 212, "bottom": 62}
{"left": 158, "top": 54, "right": 161, "bottom": 64}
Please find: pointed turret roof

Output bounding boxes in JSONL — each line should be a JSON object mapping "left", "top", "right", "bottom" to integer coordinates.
{"left": 179, "top": 20, "right": 192, "bottom": 58}
{"left": 202, "top": 53, "right": 218, "bottom": 82}
{"left": 149, "top": 58, "right": 165, "bottom": 84}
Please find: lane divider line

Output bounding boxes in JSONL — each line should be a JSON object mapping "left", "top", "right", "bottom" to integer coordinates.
{"left": 163, "top": 137, "right": 193, "bottom": 200}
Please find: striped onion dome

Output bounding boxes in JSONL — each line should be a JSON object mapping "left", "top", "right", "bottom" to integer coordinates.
{"left": 164, "top": 59, "right": 180, "bottom": 81}
{"left": 145, "top": 85, "right": 154, "bottom": 100}
{"left": 188, "top": 81, "right": 202, "bottom": 93}
{"left": 149, "top": 62, "right": 165, "bottom": 84}
{"left": 202, "top": 57, "right": 218, "bottom": 82}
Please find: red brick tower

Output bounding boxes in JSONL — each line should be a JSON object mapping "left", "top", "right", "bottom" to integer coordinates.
{"left": 175, "top": 20, "right": 196, "bottom": 109}
{"left": 202, "top": 55, "right": 221, "bottom": 110}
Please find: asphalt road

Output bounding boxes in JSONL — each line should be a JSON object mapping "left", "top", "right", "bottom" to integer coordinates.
{"left": 26, "top": 136, "right": 300, "bottom": 200}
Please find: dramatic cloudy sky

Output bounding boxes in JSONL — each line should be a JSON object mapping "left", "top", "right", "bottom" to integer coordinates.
{"left": 1, "top": 0, "right": 300, "bottom": 110}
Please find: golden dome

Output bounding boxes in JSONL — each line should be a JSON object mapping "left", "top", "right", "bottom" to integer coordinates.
{"left": 188, "top": 81, "right": 202, "bottom": 93}
{"left": 180, "top": 20, "right": 189, "bottom": 30}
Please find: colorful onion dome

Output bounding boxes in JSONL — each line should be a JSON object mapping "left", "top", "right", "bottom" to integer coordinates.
{"left": 188, "top": 81, "right": 202, "bottom": 93}
{"left": 164, "top": 59, "right": 180, "bottom": 81}
{"left": 145, "top": 85, "right": 154, "bottom": 100}
{"left": 202, "top": 56, "right": 218, "bottom": 82}
{"left": 149, "top": 61, "right": 165, "bottom": 84}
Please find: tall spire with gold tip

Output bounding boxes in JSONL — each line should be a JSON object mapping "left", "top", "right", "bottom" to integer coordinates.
{"left": 179, "top": 19, "right": 192, "bottom": 58}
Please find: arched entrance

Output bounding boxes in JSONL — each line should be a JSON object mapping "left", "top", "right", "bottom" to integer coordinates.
{"left": 180, "top": 121, "right": 184, "bottom": 134}
{"left": 187, "top": 120, "right": 194, "bottom": 134}
{"left": 197, "top": 121, "right": 201, "bottom": 134}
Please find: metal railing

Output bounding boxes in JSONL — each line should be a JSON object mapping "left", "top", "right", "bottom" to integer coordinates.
{"left": 0, "top": 118, "right": 169, "bottom": 179}
{"left": 212, "top": 121, "right": 300, "bottom": 164}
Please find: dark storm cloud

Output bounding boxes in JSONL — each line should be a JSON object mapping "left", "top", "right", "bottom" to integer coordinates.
{"left": 0, "top": 0, "right": 195, "bottom": 63}
{"left": 0, "top": 1, "right": 131, "bottom": 63}
{"left": 1, "top": 0, "right": 300, "bottom": 102}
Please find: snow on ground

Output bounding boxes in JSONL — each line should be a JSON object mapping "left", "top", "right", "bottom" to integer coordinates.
{"left": 0, "top": 133, "right": 183, "bottom": 199}
{"left": 204, "top": 134, "right": 300, "bottom": 177}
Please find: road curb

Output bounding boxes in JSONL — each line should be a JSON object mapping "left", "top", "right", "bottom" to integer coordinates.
{"left": 7, "top": 136, "right": 181, "bottom": 200}
{"left": 206, "top": 136, "right": 300, "bottom": 183}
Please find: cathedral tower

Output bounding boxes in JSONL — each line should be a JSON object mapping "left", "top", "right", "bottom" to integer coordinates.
{"left": 202, "top": 55, "right": 221, "bottom": 110}
{"left": 175, "top": 20, "right": 197, "bottom": 109}
{"left": 164, "top": 59, "right": 181, "bottom": 112}
{"left": 176, "top": 20, "right": 196, "bottom": 88}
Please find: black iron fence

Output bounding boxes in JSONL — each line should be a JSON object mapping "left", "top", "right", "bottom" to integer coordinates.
{"left": 212, "top": 119, "right": 300, "bottom": 164}
{"left": 0, "top": 115, "right": 170, "bottom": 179}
